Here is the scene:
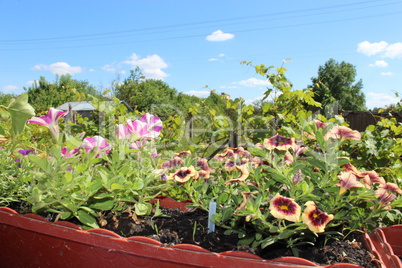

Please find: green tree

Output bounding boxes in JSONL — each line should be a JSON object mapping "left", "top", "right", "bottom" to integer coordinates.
{"left": 24, "top": 75, "right": 99, "bottom": 113}
{"left": 309, "top": 58, "right": 366, "bottom": 111}
{"left": 114, "top": 68, "right": 183, "bottom": 120}
{"left": 0, "top": 92, "right": 17, "bottom": 106}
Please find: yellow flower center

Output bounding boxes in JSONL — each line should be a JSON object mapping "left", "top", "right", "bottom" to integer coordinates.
{"left": 280, "top": 204, "right": 289, "bottom": 210}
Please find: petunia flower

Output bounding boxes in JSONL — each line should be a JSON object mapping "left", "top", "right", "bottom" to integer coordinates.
{"left": 161, "top": 156, "right": 184, "bottom": 169}
{"left": 167, "top": 166, "right": 199, "bottom": 183}
{"left": 284, "top": 151, "right": 294, "bottom": 164}
{"left": 214, "top": 148, "right": 235, "bottom": 161}
{"left": 269, "top": 193, "right": 301, "bottom": 222}
{"left": 263, "top": 134, "right": 296, "bottom": 151}
{"left": 18, "top": 149, "right": 33, "bottom": 156}
{"left": 225, "top": 163, "right": 250, "bottom": 185}
{"left": 324, "top": 126, "right": 361, "bottom": 141}
{"left": 336, "top": 171, "right": 365, "bottom": 194}
{"left": 302, "top": 201, "right": 334, "bottom": 233}
{"left": 82, "top": 136, "right": 111, "bottom": 157}
{"left": 235, "top": 191, "right": 259, "bottom": 216}
{"left": 293, "top": 169, "right": 303, "bottom": 184}
{"left": 174, "top": 151, "right": 191, "bottom": 158}
{"left": 197, "top": 158, "right": 211, "bottom": 172}
{"left": 361, "top": 170, "right": 386, "bottom": 185}
{"left": 61, "top": 147, "right": 80, "bottom": 158}
{"left": 224, "top": 159, "right": 248, "bottom": 172}
{"left": 197, "top": 170, "right": 210, "bottom": 180}
{"left": 28, "top": 108, "right": 68, "bottom": 142}
{"left": 139, "top": 113, "right": 163, "bottom": 139}
{"left": 117, "top": 119, "right": 150, "bottom": 141}
{"left": 304, "top": 120, "right": 330, "bottom": 139}
{"left": 375, "top": 183, "right": 402, "bottom": 206}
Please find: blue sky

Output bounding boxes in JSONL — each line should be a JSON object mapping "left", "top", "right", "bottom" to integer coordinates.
{"left": 1, "top": 0, "right": 402, "bottom": 109}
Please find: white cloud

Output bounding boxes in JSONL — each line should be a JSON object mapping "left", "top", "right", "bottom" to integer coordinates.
{"left": 369, "top": 60, "right": 388, "bottom": 67}
{"left": 220, "top": 85, "right": 238, "bottom": 89}
{"left": 124, "top": 53, "right": 168, "bottom": 80}
{"left": 49, "top": 62, "right": 82, "bottom": 75}
{"left": 2, "top": 85, "right": 18, "bottom": 92}
{"left": 366, "top": 92, "right": 400, "bottom": 108}
{"left": 384, "top": 42, "right": 402, "bottom": 58}
{"left": 208, "top": 53, "right": 227, "bottom": 62}
{"left": 245, "top": 95, "right": 264, "bottom": 104}
{"left": 32, "top": 62, "right": 82, "bottom": 75}
{"left": 357, "top": 41, "right": 388, "bottom": 56}
{"left": 206, "top": 30, "right": 234, "bottom": 42}
{"left": 357, "top": 41, "right": 402, "bottom": 58}
{"left": 102, "top": 64, "right": 125, "bottom": 74}
{"left": 26, "top": 80, "right": 36, "bottom": 85}
{"left": 234, "top": 78, "right": 271, "bottom": 87}
{"left": 381, "top": 72, "right": 394, "bottom": 76}
{"left": 183, "top": 90, "right": 210, "bottom": 97}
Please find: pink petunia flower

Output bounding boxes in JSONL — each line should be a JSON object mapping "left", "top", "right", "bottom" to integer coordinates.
{"left": 324, "top": 126, "right": 361, "bottom": 141}
{"left": 336, "top": 171, "right": 365, "bottom": 195}
{"left": 61, "top": 147, "right": 80, "bottom": 158}
{"left": 28, "top": 108, "right": 68, "bottom": 142}
{"left": 375, "top": 183, "right": 402, "bottom": 206}
{"left": 361, "top": 170, "right": 386, "bottom": 185}
{"left": 302, "top": 201, "right": 334, "bottom": 233}
{"left": 269, "top": 193, "right": 301, "bottom": 223}
{"left": 82, "top": 136, "right": 111, "bottom": 157}
{"left": 118, "top": 119, "right": 150, "bottom": 141}
{"left": 139, "top": 113, "right": 163, "bottom": 139}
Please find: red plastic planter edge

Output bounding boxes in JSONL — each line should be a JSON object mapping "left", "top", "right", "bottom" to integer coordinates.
{"left": 0, "top": 199, "right": 377, "bottom": 268}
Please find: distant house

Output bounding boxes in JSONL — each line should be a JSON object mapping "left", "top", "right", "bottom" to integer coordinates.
{"left": 57, "top": 100, "right": 132, "bottom": 122}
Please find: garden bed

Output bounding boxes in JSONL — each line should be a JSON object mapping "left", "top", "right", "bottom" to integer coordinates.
{"left": 7, "top": 201, "right": 378, "bottom": 268}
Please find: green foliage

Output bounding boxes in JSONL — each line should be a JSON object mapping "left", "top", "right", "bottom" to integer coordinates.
{"left": 25, "top": 75, "right": 100, "bottom": 113}
{"left": 0, "top": 93, "right": 35, "bottom": 139}
{"left": 345, "top": 117, "right": 402, "bottom": 183}
{"left": 309, "top": 58, "right": 366, "bottom": 111}
{"left": 252, "top": 61, "right": 321, "bottom": 137}
{"left": 114, "top": 68, "right": 179, "bottom": 120}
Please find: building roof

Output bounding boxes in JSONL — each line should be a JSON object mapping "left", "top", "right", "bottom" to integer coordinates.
{"left": 56, "top": 100, "right": 132, "bottom": 112}
{"left": 57, "top": 101, "right": 97, "bottom": 111}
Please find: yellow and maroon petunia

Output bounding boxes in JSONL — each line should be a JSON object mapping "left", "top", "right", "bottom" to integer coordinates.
{"left": 302, "top": 201, "right": 334, "bottom": 233}
{"left": 263, "top": 134, "right": 296, "bottom": 151}
{"left": 167, "top": 166, "right": 199, "bottom": 183}
{"left": 269, "top": 193, "right": 301, "bottom": 222}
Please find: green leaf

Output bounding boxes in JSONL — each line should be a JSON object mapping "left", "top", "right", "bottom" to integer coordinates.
{"left": 261, "top": 237, "right": 277, "bottom": 248}
{"left": 135, "top": 202, "right": 152, "bottom": 215}
{"left": 60, "top": 201, "right": 78, "bottom": 212}
{"left": 132, "top": 178, "right": 144, "bottom": 191}
{"left": 76, "top": 209, "right": 99, "bottom": 228}
{"left": 278, "top": 229, "right": 295, "bottom": 240}
{"left": 60, "top": 211, "right": 73, "bottom": 220}
{"left": 217, "top": 193, "right": 229, "bottom": 203}
{"left": 7, "top": 93, "right": 35, "bottom": 138}
{"left": 89, "top": 199, "right": 114, "bottom": 210}
{"left": 28, "top": 155, "right": 49, "bottom": 172}
{"left": 111, "top": 183, "right": 125, "bottom": 190}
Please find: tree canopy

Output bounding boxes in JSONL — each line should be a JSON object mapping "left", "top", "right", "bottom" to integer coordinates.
{"left": 309, "top": 58, "right": 366, "bottom": 111}
{"left": 24, "top": 75, "right": 99, "bottom": 113}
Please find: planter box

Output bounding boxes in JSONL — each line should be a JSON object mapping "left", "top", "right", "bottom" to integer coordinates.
{"left": 0, "top": 199, "right": 381, "bottom": 268}
{"left": 366, "top": 225, "right": 402, "bottom": 268}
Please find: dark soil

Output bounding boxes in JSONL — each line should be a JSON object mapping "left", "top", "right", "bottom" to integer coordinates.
{"left": 7, "top": 202, "right": 378, "bottom": 267}
{"left": 100, "top": 207, "right": 378, "bottom": 268}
